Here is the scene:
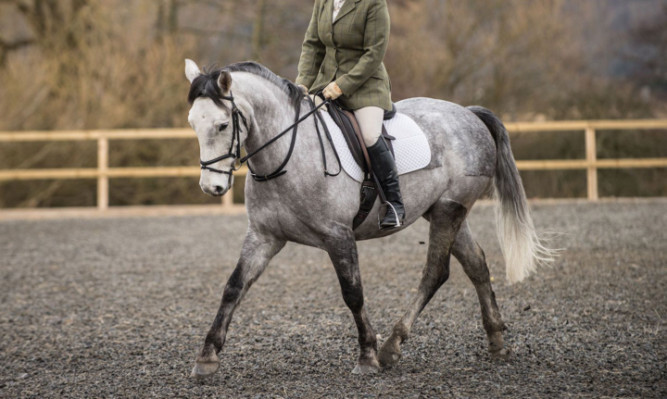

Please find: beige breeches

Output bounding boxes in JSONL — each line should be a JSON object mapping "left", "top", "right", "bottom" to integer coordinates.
{"left": 311, "top": 96, "right": 384, "bottom": 147}
{"left": 353, "top": 106, "right": 384, "bottom": 147}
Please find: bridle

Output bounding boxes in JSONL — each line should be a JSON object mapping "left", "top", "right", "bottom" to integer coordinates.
{"left": 198, "top": 94, "right": 247, "bottom": 177}
{"left": 199, "top": 90, "right": 339, "bottom": 183}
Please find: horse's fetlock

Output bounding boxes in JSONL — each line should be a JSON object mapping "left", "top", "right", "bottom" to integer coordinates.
{"left": 362, "top": 336, "right": 378, "bottom": 351}
{"left": 487, "top": 331, "right": 505, "bottom": 352}
{"left": 360, "top": 345, "right": 378, "bottom": 360}
{"left": 392, "top": 323, "right": 410, "bottom": 342}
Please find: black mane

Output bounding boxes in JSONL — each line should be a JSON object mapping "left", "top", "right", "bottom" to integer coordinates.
{"left": 187, "top": 61, "right": 302, "bottom": 109}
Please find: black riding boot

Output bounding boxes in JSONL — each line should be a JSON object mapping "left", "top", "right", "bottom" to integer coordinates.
{"left": 367, "top": 137, "right": 405, "bottom": 229}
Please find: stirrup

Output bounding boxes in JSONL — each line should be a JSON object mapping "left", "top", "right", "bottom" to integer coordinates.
{"left": 378, "top": 201, "right": 402, "bottom": 229}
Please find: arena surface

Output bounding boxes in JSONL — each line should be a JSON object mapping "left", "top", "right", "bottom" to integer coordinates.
{"left": 1, "top": 200, "right": 665, "bottom": 398}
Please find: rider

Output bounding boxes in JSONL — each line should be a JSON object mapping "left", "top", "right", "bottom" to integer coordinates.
{"left": 296, "top": 0, "right": 405, "bottom": 229}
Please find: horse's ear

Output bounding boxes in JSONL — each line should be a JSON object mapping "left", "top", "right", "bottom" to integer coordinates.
{"left": 185, "top": 59, "right": 201, "bottom": 83}
{"left": 217, "top": 70, "right": 232, "bottom": 95}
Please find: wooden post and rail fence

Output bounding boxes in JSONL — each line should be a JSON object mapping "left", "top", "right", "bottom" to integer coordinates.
{"left": 0, "top": 119, "right": 666, "bottom": 211}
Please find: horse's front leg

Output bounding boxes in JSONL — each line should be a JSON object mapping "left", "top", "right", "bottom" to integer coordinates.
{"left": 191, "top": 230, "right": 285, "bottom": 377}
{"left": 325, "top": 227, "right": 380, "bottom": 374}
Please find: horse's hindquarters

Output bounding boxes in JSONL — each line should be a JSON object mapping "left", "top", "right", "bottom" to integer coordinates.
{"left": 353, "top": 98, "right": 497, "bottom": 239}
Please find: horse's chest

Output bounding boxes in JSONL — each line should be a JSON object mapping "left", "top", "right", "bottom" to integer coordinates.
{"left": 245, "top": 183, "right": 344, "bottom": 245}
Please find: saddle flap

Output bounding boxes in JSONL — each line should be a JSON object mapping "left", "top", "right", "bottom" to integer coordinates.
{"left": 328, "top": 102, "right": 370, "bottom": 172}
{"left": 321, "top": 110, "right": 431, "bottom": 183}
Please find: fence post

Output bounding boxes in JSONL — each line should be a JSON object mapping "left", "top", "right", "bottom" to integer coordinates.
{"left": 585, "top": 126, "right": 598, "bottom": 200}
{"left": 97, "top": 137, "right": 109, "bottom": 210}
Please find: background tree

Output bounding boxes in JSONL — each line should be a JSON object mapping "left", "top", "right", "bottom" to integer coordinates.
{"left": 0, "top": 0, "right": 664, "bottom": 207}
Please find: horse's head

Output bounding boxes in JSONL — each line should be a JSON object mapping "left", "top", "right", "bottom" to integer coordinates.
{"left": 185, "top": 59, "right": 243, "bottom": 197}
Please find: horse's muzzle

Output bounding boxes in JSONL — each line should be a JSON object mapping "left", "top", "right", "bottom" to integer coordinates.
{"left": 200, "top": 184, "right": 227, "bottom": 197}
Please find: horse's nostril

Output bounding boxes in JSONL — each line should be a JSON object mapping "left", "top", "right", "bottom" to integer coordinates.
{"left": 214, "top": 186, "right": 224, "bottom": 194}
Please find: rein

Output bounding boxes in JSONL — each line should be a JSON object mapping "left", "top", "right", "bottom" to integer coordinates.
{"left": 200, "top": 91, "right": 341, "bottom": 182}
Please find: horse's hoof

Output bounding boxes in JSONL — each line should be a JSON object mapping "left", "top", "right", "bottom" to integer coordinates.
{"left": 352, "top": 364, "right": 380, "bottom": 375}
{"left": 191, "top": 350, "right": 221, "bottom": 378}
{"left": 191, "top": 360, "right": 220, "bottom": 378}
{"left": 378, "top": 339, "right": 402, "bottom": 368}
{"left": 191, "top": 349, "right": 220, "bottom": 378}
{"left": 490, "top": 347, "right": 511, "bottom": 361}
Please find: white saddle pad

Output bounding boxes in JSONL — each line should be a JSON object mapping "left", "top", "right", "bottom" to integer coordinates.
{"left": 320, "top": 111, "right": 431, "bottom": 182}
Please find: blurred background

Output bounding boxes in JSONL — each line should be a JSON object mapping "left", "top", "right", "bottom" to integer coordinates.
{"left": 0, "top": 0, "right": 665, "bottom": 208}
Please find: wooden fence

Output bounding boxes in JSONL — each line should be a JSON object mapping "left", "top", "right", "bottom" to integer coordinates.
{"left": 0, "top": 120, "right": 666, "bottom": 210}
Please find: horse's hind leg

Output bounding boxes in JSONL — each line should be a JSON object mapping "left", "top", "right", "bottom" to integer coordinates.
{"left": 325, "top": 227, "right": 379, "bottom": 374}
{"left": 191, "top": 230, "right": 285, "bottom": 377}
{"left": 452, "top": 221, "right": 508, "bottom": 358}
{"left": 379, "top": 199, "right": 467, "bottom": 368}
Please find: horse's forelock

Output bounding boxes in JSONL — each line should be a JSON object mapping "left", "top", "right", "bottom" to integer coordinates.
{"left": 187, "top": 70, "right": 225, "bottom": 107}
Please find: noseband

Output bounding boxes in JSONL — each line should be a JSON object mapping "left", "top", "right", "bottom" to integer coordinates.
{"left": 199, "top": 90, "right": 339, "bottom": 182}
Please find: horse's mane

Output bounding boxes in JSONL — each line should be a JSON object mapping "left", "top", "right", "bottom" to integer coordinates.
{"left": 187, "top": 61, "right": 302, "bottom": 109}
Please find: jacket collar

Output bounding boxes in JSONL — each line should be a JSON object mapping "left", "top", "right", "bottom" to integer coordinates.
{"left": 333, "top": 0, "right": 362, "bottom": 24}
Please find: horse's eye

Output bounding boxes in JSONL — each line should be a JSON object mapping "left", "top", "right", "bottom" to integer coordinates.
{"left": 218, "top": 123, "right": 229, "bottom": 132}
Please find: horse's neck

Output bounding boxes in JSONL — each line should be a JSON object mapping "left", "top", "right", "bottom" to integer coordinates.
{"left": 233, "top": 74, "right": 301, "bottom": 173}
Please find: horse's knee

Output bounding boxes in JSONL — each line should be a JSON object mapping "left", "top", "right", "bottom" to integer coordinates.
{"left": 221, "top": 266, "right": 244, "bottom": 304}
{"left": 339, "top": 277, "right": 364, "bottom": 312}
{"left": 326, "top": 236, "right": 365, "bottom": 312}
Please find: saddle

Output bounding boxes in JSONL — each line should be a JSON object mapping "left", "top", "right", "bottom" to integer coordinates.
{"left": 327, "top": 102, "right": 397, "bottom": 168}
{"left": 326, "top": 100, "right": 397, "bottom": 229}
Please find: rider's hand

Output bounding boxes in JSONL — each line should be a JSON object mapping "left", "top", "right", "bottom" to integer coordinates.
{"left": 323, "top": 82, "right": 343, "bottom": 100}
{"left": 297, "top": 84, "right": 309, "bottom": 95}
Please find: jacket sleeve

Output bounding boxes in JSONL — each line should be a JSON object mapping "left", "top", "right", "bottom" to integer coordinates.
{"left": 335, "top": 0, "right": 390, "bottom": 95}
{"left": 296, "top": 1, "right": 326, "bottom": 89}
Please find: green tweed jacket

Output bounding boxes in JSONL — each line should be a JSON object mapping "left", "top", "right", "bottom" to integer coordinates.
{"left": 296, "top": 0, "right": 392, "bottom": 111}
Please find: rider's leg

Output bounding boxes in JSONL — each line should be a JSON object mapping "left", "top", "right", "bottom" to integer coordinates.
{"left": 355, "top": 106, "right": 384, "bottom": 147}
{"left": 354, "top": 106, "right": 405, "bottom": 229}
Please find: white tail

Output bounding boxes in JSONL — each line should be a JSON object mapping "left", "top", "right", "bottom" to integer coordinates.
{"left": 494, "top": 187, "right": 556, "bottom": 283}
{"left": 468, "top": 106, "right": 557, "bottom": 283}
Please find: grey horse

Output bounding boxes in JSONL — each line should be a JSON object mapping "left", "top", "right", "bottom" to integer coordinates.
{"left": 184, "top": 59, "right": 554, "bottom": 376}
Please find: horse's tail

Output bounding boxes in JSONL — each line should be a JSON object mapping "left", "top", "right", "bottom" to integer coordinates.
{"left": 467, "top": 106, "right": 556, "bottom": 283}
